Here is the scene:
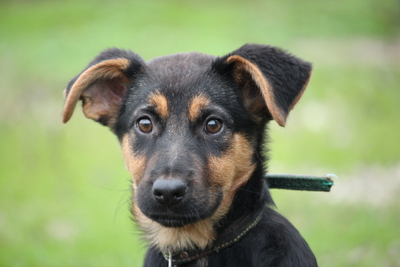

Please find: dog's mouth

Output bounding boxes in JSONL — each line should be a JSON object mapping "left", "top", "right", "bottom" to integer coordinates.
{"left": 149, "top": 213, "right": 201, "bottom": 228}
{"left": 136, "top": 183, "right": 224, "bottom": 228}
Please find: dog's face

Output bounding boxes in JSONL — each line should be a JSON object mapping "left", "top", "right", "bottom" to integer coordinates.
{"left": 63, "top": 44, "right": 311, "bottom": 249}
{"left": 119, "top": 53, "right": 259, "bottom": 228}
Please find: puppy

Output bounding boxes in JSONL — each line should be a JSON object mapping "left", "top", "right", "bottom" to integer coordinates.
{"left": 63, "top": 44, "right": 317, "bottom": 266}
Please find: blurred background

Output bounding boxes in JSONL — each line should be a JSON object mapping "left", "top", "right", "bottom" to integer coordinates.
{"left": 0, "top": 0, "right": 399, "bottom": 266}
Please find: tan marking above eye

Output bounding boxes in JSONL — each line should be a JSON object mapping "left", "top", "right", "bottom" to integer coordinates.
{"left": 188, "top": 95, "right": 211, "bottom": 122}
{"left": 148, "top": 92, "right": 169, "bottom": 119}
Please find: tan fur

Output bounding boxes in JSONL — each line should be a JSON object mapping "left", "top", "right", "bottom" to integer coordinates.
{"left": 121, "top": 134, "right": 146, "bottom": 188}
{"left": 62, "top": 58, "right": 130, "bottom": 124}
{"left": 188, "top": 95, "right": 210, "bottom": 122}
{"left": 148, "top": 92, "right": 169, "bottom": 119}
{"left": 134, "top": 206, "right": 216, "bottom": 251}
{"left": 208, "top": 133, "right": 256, "bottom": 211}
{"left": 131, "top": 133, "right": 255, "bottom": 252}
{"left": 226, "top": 55, "right": 287, "bottom": 127}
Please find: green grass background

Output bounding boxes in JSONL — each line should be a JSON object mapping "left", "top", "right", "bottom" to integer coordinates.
{"left": 1, "top": 0, "right": 399, "bottom": 266}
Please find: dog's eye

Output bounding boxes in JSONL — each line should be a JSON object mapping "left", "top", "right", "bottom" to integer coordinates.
{"left": 137, "top": 117, "right": 153, "bottom": 133}
{"left": 205, "top": 119, "right": 222, "bottom": 134}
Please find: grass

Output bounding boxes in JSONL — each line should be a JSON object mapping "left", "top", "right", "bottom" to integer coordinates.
{"left": 0, "top": 0, "right": 399, "bottom": 266}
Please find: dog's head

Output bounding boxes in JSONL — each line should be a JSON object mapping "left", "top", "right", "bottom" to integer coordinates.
{"left": 63, "top": 44, "right": 311, "bottom": 250}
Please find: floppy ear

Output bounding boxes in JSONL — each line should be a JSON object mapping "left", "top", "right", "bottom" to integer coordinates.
{"left": 62, "top": 48, "right": 144, "bottom": 127}
{"left": 214, "top": 44, "right": 312, "bottom": 126}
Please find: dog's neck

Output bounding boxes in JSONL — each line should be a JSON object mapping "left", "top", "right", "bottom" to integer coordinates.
{"left": 222, "top": 166, "right": 273, "bottom": 228}
{"left": 161, "top": 204, "right": 265, "bottom": 266}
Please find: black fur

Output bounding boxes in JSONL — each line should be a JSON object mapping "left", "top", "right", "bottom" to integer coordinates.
{"left": 63, "top": 44, "right": 317, "bottom": 266}
{"left": 216, "top": 44, "right": 312, "bottom": 119}
{"left": 144, "top": 208, "right": 317, "bottom": 266}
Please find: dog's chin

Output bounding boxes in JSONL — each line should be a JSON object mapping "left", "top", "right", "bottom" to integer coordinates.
{"left": 138, "top": 196, "right": 223, "bottom": 228}
{"left": 149, "top": 214, "right": 202, "bottom": 228}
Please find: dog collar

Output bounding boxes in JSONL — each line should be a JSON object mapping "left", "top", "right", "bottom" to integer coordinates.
{"left": 162, "top": 208, "right": 263, "bottom": 266}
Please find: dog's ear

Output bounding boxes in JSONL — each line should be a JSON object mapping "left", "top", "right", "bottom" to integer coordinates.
{"left": 62, "top": 48, "right": 144, "bottom": 127}
{"left": 214, "top": 44, "right": 312, "bottom": 126}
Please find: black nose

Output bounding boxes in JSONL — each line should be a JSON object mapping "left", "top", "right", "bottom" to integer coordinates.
{"left": 152, "top": 179, "right": 187, "bottom": 206}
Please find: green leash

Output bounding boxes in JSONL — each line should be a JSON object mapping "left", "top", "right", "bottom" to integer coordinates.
{"left": 265, "top": 174, "right": 335, "bottom": 192}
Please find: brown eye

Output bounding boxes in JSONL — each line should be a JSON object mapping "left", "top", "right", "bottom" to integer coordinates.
{"left": 137, "top": 117, "right": 153, "bottom": 133}
{"left": 205, "top": 119, "right": 222, "bottom": 134}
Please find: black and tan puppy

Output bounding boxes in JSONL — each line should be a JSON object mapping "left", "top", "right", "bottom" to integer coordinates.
{"left": 62, "top": 44, "right": 317, "bottom": 266}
